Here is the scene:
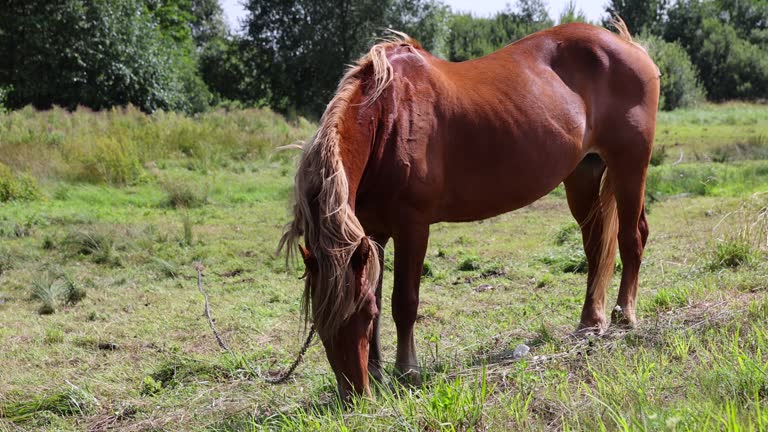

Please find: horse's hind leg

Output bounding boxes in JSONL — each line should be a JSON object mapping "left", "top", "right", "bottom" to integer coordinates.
{"left": 609, "top": 173, "right": 649, "bottom": 327}
{"left": 602, "top": 126, "right": 654, "bottom": 327}
{"left": 563, "top": 154, "right": 610, "bottom": 331}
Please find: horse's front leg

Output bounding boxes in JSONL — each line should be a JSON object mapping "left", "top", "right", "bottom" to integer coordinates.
{"left": 368, "top": 235, "right": 389, "bottom": 383}
{"left": 392, "top": 222, "right": 429, "bottom": 385}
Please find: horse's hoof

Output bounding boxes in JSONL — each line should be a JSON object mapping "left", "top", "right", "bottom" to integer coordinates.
{"left": 394, "top": 366, "right": 422, "bottom": 387}
{"left": 368, "top": 362, "right": 383, "bottom": 384}
{"left": 575, "top": 317, "right": 607, "bottom": 336}
{"left": 610, "top": 305, "right": 637, "bottom": 328}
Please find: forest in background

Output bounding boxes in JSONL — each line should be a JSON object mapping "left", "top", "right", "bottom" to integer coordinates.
{"left": 0, "top": 0, "right": 766, "bottom": 116}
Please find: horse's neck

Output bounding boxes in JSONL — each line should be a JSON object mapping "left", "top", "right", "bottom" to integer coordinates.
{"left": 337, "top": 105, "right": 374, "bottom": 211}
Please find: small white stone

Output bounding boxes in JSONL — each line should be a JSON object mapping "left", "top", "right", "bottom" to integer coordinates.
{"left": 512, "top": 344, "right": 530, "bottom": 359}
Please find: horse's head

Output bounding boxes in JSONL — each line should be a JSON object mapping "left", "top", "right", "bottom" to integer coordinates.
{"left": 299, "top": 238, "right": 379, "bottom": 400}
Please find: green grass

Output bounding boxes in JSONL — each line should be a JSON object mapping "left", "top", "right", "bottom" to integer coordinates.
{"left": 0, "top": 104, "right": 767, "bottom": 430}
{"left": 655, "top": 102, "right": 768, "bottom": 161}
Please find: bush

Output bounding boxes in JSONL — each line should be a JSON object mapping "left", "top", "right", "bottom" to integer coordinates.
{"left": 160, "top": 178, "right": 209, "bottom": 208}
{"left": 0, "top": 162, "right": 42, "bottom": 202}
{"left": 640, "top": 34, "right": 705, "bottom": 110}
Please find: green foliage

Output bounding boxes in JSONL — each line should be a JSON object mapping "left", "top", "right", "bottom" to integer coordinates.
{"left": 181, "top": 211, "right": 194, "bottom": 247}
{"left": 0, "top": 162, "right": 41, "bottom": 202}
{"left": 541, "top": 222, "right": 589, "bottom": 273}
{"left": 422, "top": 370, "right": 490, "bottom": 431}
{"left": 640, "top": 34, "right": 705, "bottom": 110}
{"left": 648, "top": 286, "right": 689, "bottom": 311}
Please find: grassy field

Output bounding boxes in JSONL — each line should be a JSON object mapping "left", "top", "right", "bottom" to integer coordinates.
{"left": 1, "top": 103, "right": 767, "bottom": 431}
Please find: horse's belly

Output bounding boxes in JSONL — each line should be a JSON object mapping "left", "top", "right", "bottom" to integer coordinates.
{"left": 433, "top": 143, "right": 583, "bottom": 223}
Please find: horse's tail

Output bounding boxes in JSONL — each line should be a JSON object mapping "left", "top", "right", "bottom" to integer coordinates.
{"left": 593, "top": 170, "right": 618, "bottom": 306}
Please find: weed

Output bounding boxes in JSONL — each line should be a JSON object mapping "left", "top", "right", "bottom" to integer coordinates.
{"left": 708, "top": 234, "right": 759, "bottom": 270}
{"left": 152, "top": 257, "right": 178, "bottom": 278}
{"left": 181, "top": 211, "right": 194, "bottom": 247}
{"left": 650, "top": 145, "right": 669, "bottom": 166}
{"left": 42, "top": 234, "right": 55, "bottom": 250}
{"left": 45, "top": 328, "right": 65, "bottom": 344}
{"left": 0, "top": 247, "right": 12, "bottom": 276}
{"left": 554, "top": 222, "right": 580, "bottom": 246}
{"left": 142, "top": 358, "right": 228, "bottom": 395}
{"left": 458, "top": 255, "right": 481, "bottom": 271}
{"left": 422, "top": 260, "right": 435, "bottom": 278}
{"left": 421, "top": 368, "right": 491, "bottom": 431}
{"left": 648, "top": 286, "right": 689, "bottom": 312}
{"left": 540, "top": 248, "right": 588, "bottom": 273}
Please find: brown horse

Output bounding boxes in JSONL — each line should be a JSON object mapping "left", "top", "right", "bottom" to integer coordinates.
{"left": 280, "top": 20, "right": 660, "bottom": 399}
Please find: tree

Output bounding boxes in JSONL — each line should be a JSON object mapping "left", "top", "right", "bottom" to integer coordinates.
{"left": 558, "top": 1, "right": 589, "bottom": 24}
{"left": 640, "top": 33, "right": 705, "bottom": 109}
{"left": 241, "top": 0, "right": 449, "bottom": 115}
{"left": 0, "top": 0, "right": 212, "bottom": 113}
{"left": 189, "top": 0, "right": 229, "bottom": 47}
{"left": 665, "top": 0, "right": 768, "bottom": 101}
{"left": 445, "top": 1, "right": 552, "bottom": 62}
{"left": 603, "top": 0, "right": 668, "bottom": 35}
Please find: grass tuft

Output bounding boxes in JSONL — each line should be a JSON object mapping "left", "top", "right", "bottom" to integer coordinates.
{"left": 0, "top": 384, "right": 98, "bottom": 422}
{"left": 457, "top": 255, "right": 481, "bottom": 271}
{"left": 63, "top": 229, "right": 118, "bottom": 265}
{"left": 707, "top": 234, "right": 760, "bottom": 270}
{"left": 160, "top": 178, "right": 209, "bottom": 208}
{"left": 31, "top": 269, "right": 86, "bottom": 314}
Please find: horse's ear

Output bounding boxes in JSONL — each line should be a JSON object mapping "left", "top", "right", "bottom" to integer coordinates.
{"left": 351, "top": 238, "right": 371, "bottom": 272}
{"left": 299, "top": 244, "right": 311, "bottom": 261}
{"left": 299, "top": 244, "right": 317, "bottom": 273}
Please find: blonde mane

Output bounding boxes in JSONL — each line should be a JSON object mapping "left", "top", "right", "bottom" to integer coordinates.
{"left": 279, "top": 33, "right": 419, "bottom": 337}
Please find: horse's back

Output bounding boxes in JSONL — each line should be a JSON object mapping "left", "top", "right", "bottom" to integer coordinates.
{"left": 356, "top": 23, "right": 660, "bottom": 225}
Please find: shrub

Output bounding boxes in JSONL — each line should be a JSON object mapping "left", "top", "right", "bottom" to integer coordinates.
{"left": 640, "top": 34, "right": 705, "bottom": 111}
{"left": 0, "top": 162, "right": 42, "bottom": 202}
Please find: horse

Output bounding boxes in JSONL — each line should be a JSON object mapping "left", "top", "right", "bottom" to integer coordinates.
{"left": 279, "top": 20, "right": 660, "bottom": 400}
